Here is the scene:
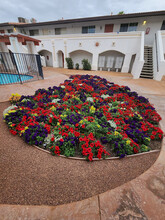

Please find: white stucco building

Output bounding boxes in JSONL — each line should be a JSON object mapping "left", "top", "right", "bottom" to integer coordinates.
{"left": 0, "top": 10, "right": 165, "bottom": 80}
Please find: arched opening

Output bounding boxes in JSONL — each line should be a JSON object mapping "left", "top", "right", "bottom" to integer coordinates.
{"left": 98, "top": 50, "right": 125, "bottom": 72}
{"left": 57, "top": 50, "right": 64, "bottom": 68}
{"left": 69, "top": 50, "right": 93, "bottom": 69}
{"left": 38, "top": 50, "right": 53, "bottom": 67}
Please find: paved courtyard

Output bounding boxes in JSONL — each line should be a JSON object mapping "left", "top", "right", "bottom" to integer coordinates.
{"left": 0, "top": 67, "right": 165, "bottom": 219}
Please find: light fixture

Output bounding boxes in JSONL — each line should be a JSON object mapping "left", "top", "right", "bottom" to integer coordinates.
{"left": 143, "top": 21, "right": 147, "bottom": 25}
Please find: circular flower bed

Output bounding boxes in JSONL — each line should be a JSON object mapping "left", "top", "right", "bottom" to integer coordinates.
{"left": 3, "top": 75, "right": 163, "bottom": 161}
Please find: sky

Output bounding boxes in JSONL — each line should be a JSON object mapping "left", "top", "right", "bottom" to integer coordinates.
{"left": 0, "top": 0, "right": 165, "bottom": 23}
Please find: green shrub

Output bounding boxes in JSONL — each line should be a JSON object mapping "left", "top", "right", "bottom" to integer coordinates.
{"left": 65, "top": 57, "right": 74, "bottom": 69}
{"left": 75, "top": 63, "right": 79, "bottom": 70}
{"left": 82, "top": 59, "right": 91, "bottom": 70}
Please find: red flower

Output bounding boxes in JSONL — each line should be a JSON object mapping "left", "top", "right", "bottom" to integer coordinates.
{"left": 150, "top": 135, "right": 155, "bottom": 140}
{"left": 82, "top": 124, "right": 85, "bottom": 128}
{"left": 90, "top": 143, "right": 94, "bottom": 148}
{"left": 133, "top": 147, "right": 138, "bottom": 153}
{"left": 74, "top": 131, "right": 80, "bottom": 137}
{"left": 51, "top": 137, "right": 54, "bottom": 142}
{"left": 88, "top": 153, "right": 93, "bottom": 161}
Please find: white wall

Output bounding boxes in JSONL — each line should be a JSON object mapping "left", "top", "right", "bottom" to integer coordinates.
{"left": 153, "top": 31, "right": 165, "bottom": 80}
{"left": 38, "top": 50, "right": 53, "bottom": 67}
{"left": 36, "top": 31, "right": 144, "bottom": 75}
{"left": 16, "top": 15, "right": 164, "bottom": 47}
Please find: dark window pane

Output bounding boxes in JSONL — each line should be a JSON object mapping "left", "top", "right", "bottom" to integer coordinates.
{"left": 82, "top": 26, "right": 88, "bottom": 34}
{"left": 120, "top": 24, "right": 128, "bottom": 32}
{"left": 161, "top": 21, "right": 165, "bottom": 30}
{"left": 29, "top": 29, "right": 39, "bottom": 36}
{"left": 88, "top": 26, "right": 95, "bottom": 33}
{"left": 128, "top": 23, "right": 138, "bottom": 31}
{"left": 55, "top": 28, "right": 61, "bottom": 35}
{"left": 7, "top": 29, "right": 13, "bottom": 33}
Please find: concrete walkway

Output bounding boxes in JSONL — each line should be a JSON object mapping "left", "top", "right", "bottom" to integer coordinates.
{"left": 0, "top": 67, "right": 165, "bottom": 219}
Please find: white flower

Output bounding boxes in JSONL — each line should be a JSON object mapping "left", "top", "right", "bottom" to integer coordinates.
{"left": 108, "top": 120, "right": 117, "bottom": 128}
{"left": 52, "top": 98, "right": 60, "bottom": 103}
{"left": 87, "top": 97, "right": 94, "bottom": 102}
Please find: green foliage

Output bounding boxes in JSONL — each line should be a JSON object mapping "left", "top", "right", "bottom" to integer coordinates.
{"left": 118, "top": 11, "right": 124, "bottom": 15}
{"left": 65, "top": 57, "right": 74, "bottom": 69}
{"left": 82, "top": 59, "right": 91, "bottom": 70}
{"left": 75, "top": 63, "right": 79, "bottom": 70}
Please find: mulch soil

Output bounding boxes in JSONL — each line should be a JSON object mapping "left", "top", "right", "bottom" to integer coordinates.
{"left": 0, "top": 102, "right": 161, "bottom": 206}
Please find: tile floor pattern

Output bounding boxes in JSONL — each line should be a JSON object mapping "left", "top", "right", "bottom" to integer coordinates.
{"left": 0, "top": 67, "right": 165, "bottom": 220}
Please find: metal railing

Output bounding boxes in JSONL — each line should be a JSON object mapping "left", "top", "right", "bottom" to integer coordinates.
{"left": 0, "top": 52, "right": 44, "bottom": 85}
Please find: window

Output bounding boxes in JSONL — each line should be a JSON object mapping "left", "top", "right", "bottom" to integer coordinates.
{"left": 82, "top": 26, "right": 95, "bottom": 34}
{"left": 120, "top": 23, "right": 138, "bottom": 32}
{"left": 7, "top": 29, "right": 13, "bottom": 33}
{"left": 55, "top": 28, "right": 61, "bottom": 35}
{"left": 29, "top": 29, "right": 39, "bottom": 36}
{"left": 55, "top": 28, "right": 67, "bottom": 35}
{"left": 128, "top": 23, "right": 138, "bottom": 31}
{"left": 20, "top": 29, "right": 27, "bottom": 35}
{"left": 120, "top": 24, "right": 128, "bottom": 32}
{"left": 161, "top": 21, "right": 165, "bottom": 30}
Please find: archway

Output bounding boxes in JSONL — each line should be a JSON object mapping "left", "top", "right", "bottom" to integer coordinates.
{"left": 98, "top": 50, "right": 125, "bottom": 72}
{"left": 69, "top": 50, "right": 93, "bottom": 69}
{"left": 57, "top": 50, "right": 64, "bottom": 68}
{"left": 38, "top": 50, "right": 53, "bottom": 67}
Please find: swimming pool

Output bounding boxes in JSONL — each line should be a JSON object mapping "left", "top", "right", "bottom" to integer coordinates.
{"left": 0, "top": 73, "right": 33, "bottom": 85}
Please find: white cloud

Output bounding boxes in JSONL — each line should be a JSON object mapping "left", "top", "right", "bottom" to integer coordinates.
{"left": 0, "top": 0, "right": 165, "bottom": 23}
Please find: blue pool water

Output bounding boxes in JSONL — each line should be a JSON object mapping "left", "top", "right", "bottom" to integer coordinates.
{"left": 0, "top": 73, "right": 33, "bottom": 84}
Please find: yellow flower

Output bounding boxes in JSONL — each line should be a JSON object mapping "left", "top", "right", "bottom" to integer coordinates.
{"left": 8, "top": 110, "right": 16, "bottom": 113}
{"left": 126, "top": 140, "right": 131, "bottom": 145}
{"left": 79, "top": 120, "right": 83, "bottom": 124}
{"left": 57, "top": 122, "right": 60, "bottom": 126}
{"left": 90, "top": 106, "right": 96, "bottom": 113}
{"left": 114, "top": 131, "right": 119, "bottom": 136}
{"left": 97, "top": 125, "right": 100, "bottom": 128}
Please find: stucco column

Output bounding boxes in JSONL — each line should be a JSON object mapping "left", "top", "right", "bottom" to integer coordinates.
{"left": 9, "top": 37, "right": 24, "bottom": 53}
{"left": 51, "top": 41, "right": 57, "bottom": 67}
{"left": 26, "top": 41, "right": 37, "bottom": 54}
{"left": 121, "top": 53, "right": 132, "bottom": 73}
{"left": 0, "top": 42, "right": 9, "bottom": 52}
{"left": 92, "top": 53, "right": 99, "bottom": 70}
{"left": 64, "top": 40, "right": 68, "bottom": 68}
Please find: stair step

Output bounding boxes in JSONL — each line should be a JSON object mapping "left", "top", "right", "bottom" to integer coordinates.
{"left": 140, "top": 76, "right": 153, "bottom": 79}
{"left": 142, "top": 68, "right": 153, "bottom": 71}
{"left": 141, "top": 73, "right": 153, "bottom": 76}
{"left": 140, "top": 73, "right": 153, "bottom": 76}
{"left": 141, "top": 70, "right": 153, "bottom": 73}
